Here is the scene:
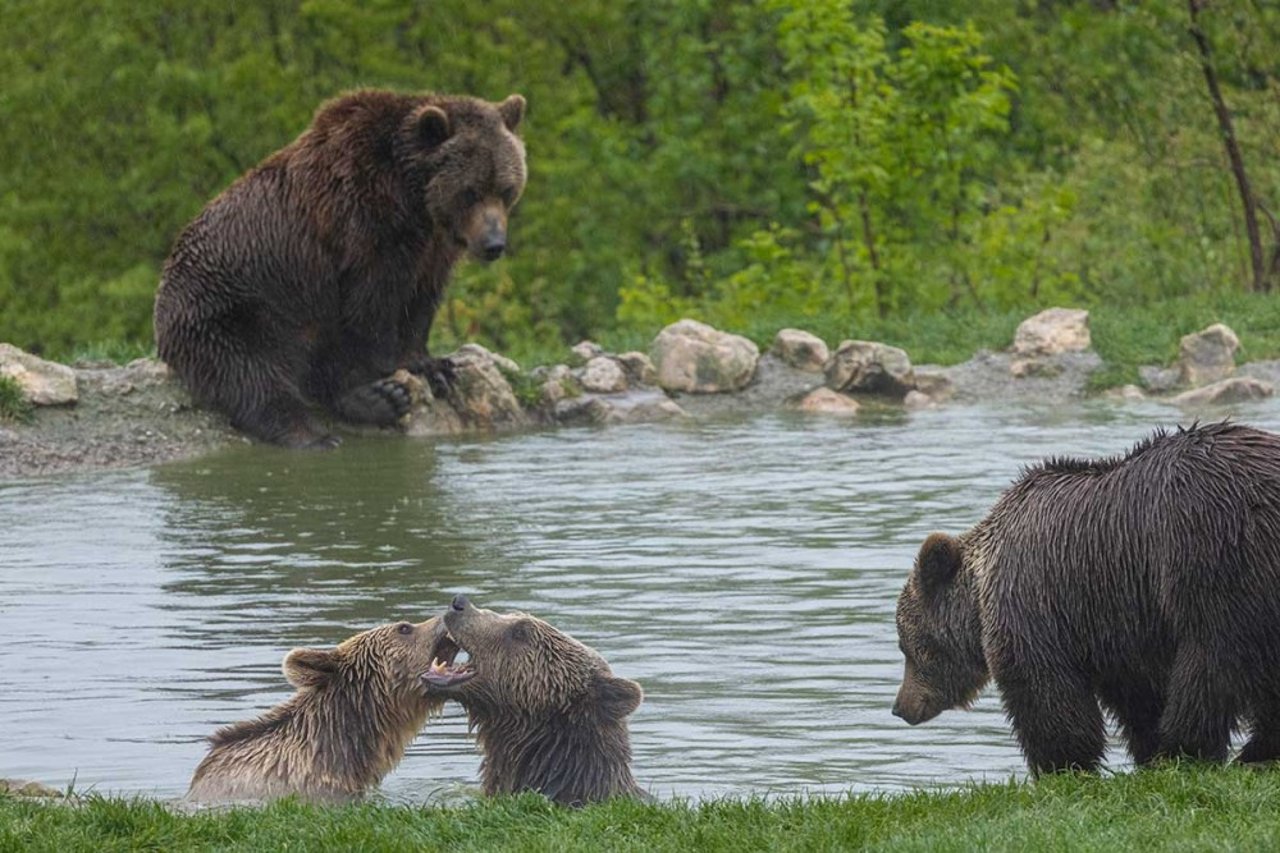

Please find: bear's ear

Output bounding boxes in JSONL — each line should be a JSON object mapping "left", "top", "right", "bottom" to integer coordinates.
{"left": 497, "top": 94, "right": 526, "bottom": 132}
{"left": 594, "top": 674, "right": 643, "bottom": 720}
{"left": 916, "top": 532, "right": 962, "bottom": 596}
{"left": 283, "top": 647, "right": 339, "bottom": 689}
{"left": 413, "top": 105, "right": 452, "bottom": 149}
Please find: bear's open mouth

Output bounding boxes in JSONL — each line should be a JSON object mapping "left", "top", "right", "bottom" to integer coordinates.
{"left": 421, "top": 634, "right": 475, "bottom": 689}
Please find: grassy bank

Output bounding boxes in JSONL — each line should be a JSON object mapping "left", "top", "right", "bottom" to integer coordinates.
{"left": 4, "top": 766, "right": 1280, "bottom": 852}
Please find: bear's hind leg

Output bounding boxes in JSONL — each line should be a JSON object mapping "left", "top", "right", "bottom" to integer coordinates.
{"left": 1098, "top": 677, "right": 1165, "bottom": 766}
{"left": 1237, "top": 689, "right": 1280, "bottom": 764}
{"left": 1001, "top": 670, "right": 1106, "bottom": 776}
{"left": 1157, "top": 644, "right": 1237, "bottom": 763}
{"left": 194, "top": 343, "right": 336, "bottom": 448}
{"left": 332, "top": 376, "right": 414, "bottom": 426}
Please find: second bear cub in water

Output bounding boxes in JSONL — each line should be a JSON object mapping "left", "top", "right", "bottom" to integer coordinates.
{"left": 422, "top": 595, "right": 644, "bottom": 806}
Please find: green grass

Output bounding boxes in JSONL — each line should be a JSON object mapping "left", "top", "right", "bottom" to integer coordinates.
{"left": 4, "top": 767, "right": 1280, "bottom": 852}
{"left": 0, "top": 374, "right": 34, "bottom": 423}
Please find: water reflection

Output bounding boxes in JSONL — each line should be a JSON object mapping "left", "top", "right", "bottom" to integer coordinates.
{"left": 3, "top": 399, "right": 1279, "bottom": 800}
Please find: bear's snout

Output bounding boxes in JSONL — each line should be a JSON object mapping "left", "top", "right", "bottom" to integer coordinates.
{"left": 451, "top": 594, "right": 470, "bottom": 612}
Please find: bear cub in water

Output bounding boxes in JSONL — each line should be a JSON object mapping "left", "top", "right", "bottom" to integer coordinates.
{"left": 894, "top": 421, "right": 1280, "bottom": 775}
{"left": 422, "top": 595, "right": 644, "bottom": 806}
{"left": 188, "top": 617, "right": 462, "bottom": 803}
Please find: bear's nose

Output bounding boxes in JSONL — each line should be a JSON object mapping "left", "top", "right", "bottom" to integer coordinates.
{"left": 480, "top": 237, "right": 505, "bottom": 261}
{"left": 451, "top": 594, "right": 469, "bottom": 612}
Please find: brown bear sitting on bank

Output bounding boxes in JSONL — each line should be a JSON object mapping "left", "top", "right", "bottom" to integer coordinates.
{"left": 893, "top": 421, "right": 1280, "bottom": 776}
{"left": 155, "top": 89, "right": 526, "bottom": 448}
{"left": 187, "top": 617, "right": 462, "bottom": 803}
{"left": 421, "top": 595, "right": 644, "bottom": 806}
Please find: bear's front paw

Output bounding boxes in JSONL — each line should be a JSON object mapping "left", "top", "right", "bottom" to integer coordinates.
{"left": 337, "top": 377, "right": 415, "bottom": 426}
{"left": 406, "top": 356, "right": 457, "bottom": 399}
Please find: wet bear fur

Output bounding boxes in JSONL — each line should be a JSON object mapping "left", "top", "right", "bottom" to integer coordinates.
{"left": 894, "top": 421, "right": 1280, "bottom": 775}
{"left": 422, "top": 597, "right": 644, "bottom": 806}
{"left": 155, "top": 89, "right": 526, "bottom": 448}
{"left": 188, "top": 617, "right": 459, "bottom": 803}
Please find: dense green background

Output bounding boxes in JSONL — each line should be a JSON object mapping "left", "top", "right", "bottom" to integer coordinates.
{"left": 1, "top": 1, "right": 1277, "bottom": 365}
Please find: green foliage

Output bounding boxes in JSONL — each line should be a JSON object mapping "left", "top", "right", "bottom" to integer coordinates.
{"left": 7, "top": 766, "right": 1280, "bottom": 851}
{"left": 0, "top": 374, "right": 34, "bottom": 423}
{"left": 1, "top": 1, "right": 1278, "bottom": 362}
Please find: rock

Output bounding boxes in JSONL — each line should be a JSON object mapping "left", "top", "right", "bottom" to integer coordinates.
{"left": 771, "top": 329, "right": 829, "bottom": 373}
{"left": 452, "top": 343, "right": 521, "bottom": 377}
{"left": 1104, "top": 384, "right": 1147, "bottom": 402}
{"left": 423, "top": 345, "right": 527, "bottom": 430}
{"left": 0, "top": 778, "right": 62, "bottom": 798}
{"left": 571, "top": 340, "right": 604, "bottom": 363}
{"left": 554, "top": 389, "right": 686, "bottom": 425}
{"left": 1171, "top": 376, "right": 1273, "bottom": 407}
{"left": 533, "top": 364, "right": 580, "bottom": 407}
{"left": 578, "top": 356, "right": 628, "bottom": 394}
{"left": 616, "top": 351, "right": 657, "bottom": 387}
{"left": 912, "top": 371, "right": 954, "bottom": 403}
{"left": 1139, "top": 365, "right": 1182, "bottom": 393}
{"left": 789, "top": 387, "right": 860, "bottom": 416}
{"left": 903, "top": 390, "right": 935, "bottom": 410}
{"left": 1178, "top": 323, "right": 1239, "bottom": 387}
{"left": 650, "top": 319, "right": 759, "bottom": 394}
{"left": 0, "top": 343, "right": 78, "bottom": 406}
{"left": 1010, "top": 358, "right": 1064, "bottom": 379}
{"left": 824, "top": 340, "right": 915, "bottom": 398}
{"left": 1011, "top": 308, "right": 1091, "bottom": 357}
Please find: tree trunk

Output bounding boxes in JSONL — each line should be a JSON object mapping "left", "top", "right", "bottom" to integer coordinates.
{"left": 1188, "top": 0, "right": 1270, "bottom": 291}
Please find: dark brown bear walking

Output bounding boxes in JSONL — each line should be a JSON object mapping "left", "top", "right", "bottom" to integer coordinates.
{"left": 155, "top": 89, "right": 526, "bottom": 447}
{"left": 421, "top": 595, "right": 645, "bottom": 806}
{"left": 893, "top": 421, "right": 1280, "bottom": 776}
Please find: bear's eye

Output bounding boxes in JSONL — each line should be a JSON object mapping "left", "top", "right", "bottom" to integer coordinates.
{"left": 397, "top": 622, "right": 413, "bottom": 635}
{"left": 461, "top": 188, "right": 480, "bottom": 207}
{"left": 500, "top": 187, "right": 517, "bottom": 207}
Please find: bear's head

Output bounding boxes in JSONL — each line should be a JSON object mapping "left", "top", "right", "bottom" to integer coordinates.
{"left": 282, "top": 615, "right": 462, "bottom": 721}
{"left": 399, "top": 94, "right": 527, "bottom": 264}
{"left": 421, "top": 595, "right": 642, "bottom": 724}
{"left": 892, "top": 532, "right": 989, "bottom": 725}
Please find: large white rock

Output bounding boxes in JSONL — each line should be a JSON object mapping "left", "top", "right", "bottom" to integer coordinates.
{"left": 824, "top": 340, "right": 915, "bottom": 398}
{"left": 1178, "top": 323, "right": 1239, "bottom": 387}
{"left": 771, "top": 329, "right": 829, "bottom": 372}
{"left": 1011, "top": 308, "right": 1091, "bottom": 357}
{"left": 1172, "top": 376, "right": 1272, "bottom": 407}
{"left": 0, "top": 343, "right": 77, "bottom": 406}
{"left": 650, "top": 319, "right": 759, "bottom": 394}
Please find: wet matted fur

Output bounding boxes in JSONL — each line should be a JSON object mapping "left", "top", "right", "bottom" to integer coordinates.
{"left": 188, "top": 617, "right": 459, "bottom": 803}
{"left": 422, "top": 597, "right": 644, "bottom": 806}
{"left": 155, "top": 89, "right": 527, "bottom": 448}
{"left": 894, "top": 421, "right": 1280, "bottom": 775}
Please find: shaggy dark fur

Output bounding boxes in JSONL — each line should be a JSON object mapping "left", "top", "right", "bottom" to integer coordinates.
{"left": 893, "top": 421, "right": 1280, "bottom": 776}
{"left": 421, "top": 596, "right": 644, "bottom": 806}
{"left": 155, "top": 89, "right": 526, "bottom": 448}
{"left": 188, "top": 617, "right": 460, "bottom": 803}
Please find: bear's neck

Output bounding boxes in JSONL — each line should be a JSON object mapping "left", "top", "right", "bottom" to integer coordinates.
{"left": 470, "top": 708, "right": 642, "bottom": 807}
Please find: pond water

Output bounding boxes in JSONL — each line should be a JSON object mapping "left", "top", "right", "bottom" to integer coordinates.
{"left": 4, "top": 399, "right": 1279, "bottom": 803}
